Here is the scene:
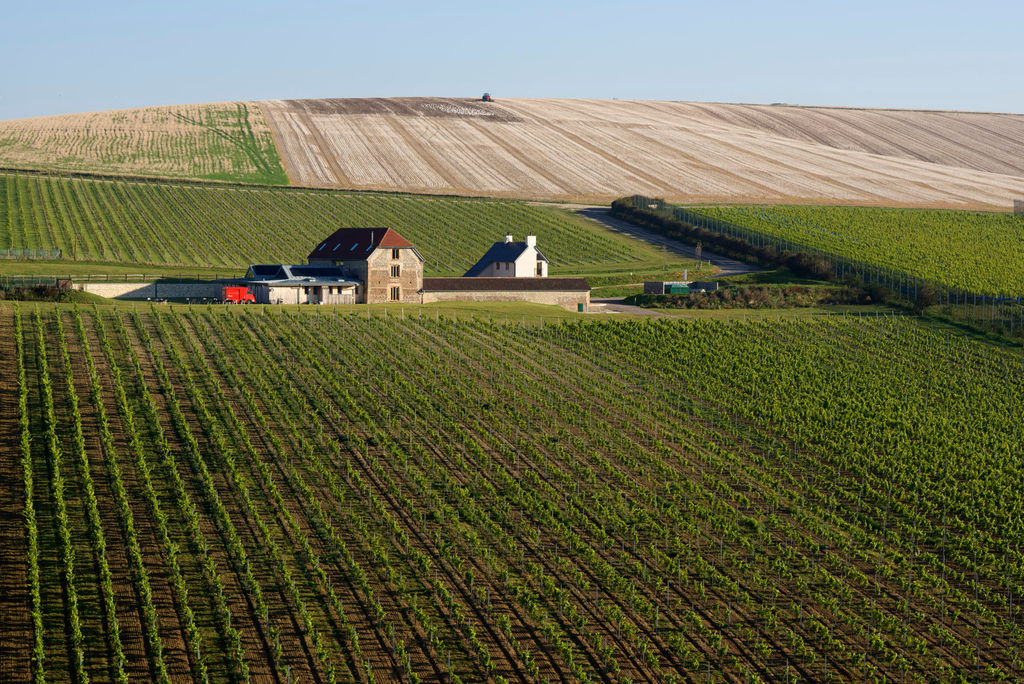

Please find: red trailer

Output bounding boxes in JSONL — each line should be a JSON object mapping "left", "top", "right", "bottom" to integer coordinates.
{"left": 222, "top": 286, "right": 255, "bottom": 303}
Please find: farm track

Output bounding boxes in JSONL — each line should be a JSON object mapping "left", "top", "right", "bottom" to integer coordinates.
{"left": 0, "top": 309, "right": 31, "bottom": 683}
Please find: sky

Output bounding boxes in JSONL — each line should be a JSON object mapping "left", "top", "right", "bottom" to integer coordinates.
{"left": 3, "top": 0, "right": 1022, "bottom": 120}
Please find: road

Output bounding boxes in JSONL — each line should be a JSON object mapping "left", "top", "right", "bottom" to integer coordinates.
{"left": 575, "top": 207, "right": 763, "bottom": 278}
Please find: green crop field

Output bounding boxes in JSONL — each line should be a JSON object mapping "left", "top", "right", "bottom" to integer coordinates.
{"left": 0, "top": 102, "right": 287, "bottom": 185}
{"left": 2, "top": 304, "right": 1021, "bottom": 682}
{"left": 690, "top": 205, "right": 1024, "bottom": 296}
{"left": 0, "top": 172, "right": 685, "bottom": 280}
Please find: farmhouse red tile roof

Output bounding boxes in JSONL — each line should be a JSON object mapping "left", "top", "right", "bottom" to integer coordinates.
{"left": 309, "top": 227, "right": 414, "bottom": 260}
{"left": 422, "top": 277, "right": 590, "bottom": 292}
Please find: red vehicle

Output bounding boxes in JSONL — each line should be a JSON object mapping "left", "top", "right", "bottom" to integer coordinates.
{"left": 222, "top": 286, "right": 255, "bottom": 304}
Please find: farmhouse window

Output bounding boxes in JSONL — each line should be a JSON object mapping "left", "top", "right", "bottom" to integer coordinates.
{"left": 390, "top": 286, "right": 400, "bottom": 301}
{"left": 391, "top": 265, "right": 401, "bottom": 278}
{"left": 392, "top": 248, "right": 401, "bottom": 260}
{"left": 303, "top": 287, "right": 309, "bottom": 294}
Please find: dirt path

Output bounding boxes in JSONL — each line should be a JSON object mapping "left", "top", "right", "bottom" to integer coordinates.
{"left": 589, "top": 298, "right": 669, "bottom": 317}
{"left": 575, "top": 207, "right": 762, "bottom": 277}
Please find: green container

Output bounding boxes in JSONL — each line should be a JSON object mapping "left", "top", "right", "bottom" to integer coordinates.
{"left": 668, "top": 285, "right": 689, "bottom": 294}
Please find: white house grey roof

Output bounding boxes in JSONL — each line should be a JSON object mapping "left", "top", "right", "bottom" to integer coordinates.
{"left": 464, "top": 240, "right": 549, "bottom": 277}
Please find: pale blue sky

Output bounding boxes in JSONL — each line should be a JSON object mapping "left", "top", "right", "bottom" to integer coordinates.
{"left": 3, "top": 0, "right": 1021, "bottom": 120}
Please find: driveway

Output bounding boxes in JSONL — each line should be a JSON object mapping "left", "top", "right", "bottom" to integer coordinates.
{"left": 575, "top": 207, "right": 762, "bottom": 278}
{"left": 589, "top": 297, "right": 670, "bottom": 317}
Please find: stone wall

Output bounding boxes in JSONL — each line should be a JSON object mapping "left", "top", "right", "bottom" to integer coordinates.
{"left": 420, "top": 289, "right": 589, "bottom": 311}
{"left": 76, "top": 281, "right": 224, "bottom": 299}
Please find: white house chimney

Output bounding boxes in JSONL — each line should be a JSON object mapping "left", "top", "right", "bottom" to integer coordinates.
{"left": 526, "top": 235, "right": 537, "bottom": 247}
{"left": 504, "top": 234, "right": 514, "bottom": 243}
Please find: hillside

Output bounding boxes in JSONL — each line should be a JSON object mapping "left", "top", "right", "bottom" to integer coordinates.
{"left": 0, "top": 171, "right": 682, "bottom": 280}
{"left": 260, "top": 97, "right": 1024, "bottom": 208}
{"left": 0, "top": 102, "right": 287, "bottom": 185}
{"left": 3, "top": 98, "right": 1023, "bottom": 208}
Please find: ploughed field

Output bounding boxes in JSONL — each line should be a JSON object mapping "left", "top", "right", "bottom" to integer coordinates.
{"left": 260, "top": 97, "right": 1024, "bottom": 208}
{"left": 0, "top": 171, "right": 660, "bottom": 275}
{"left": 3, "top": 305, "right": 1023, "bottom": 682}
{"left": 6, "top": 98, "right": 1024, "bottom": 208}
{"left": 684, "top": 204, "right": 1024, "bottom": 297}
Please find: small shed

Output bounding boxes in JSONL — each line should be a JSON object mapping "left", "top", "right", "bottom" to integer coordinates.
{"left": 644, "top": 280, "right": 690, "bottom": 295}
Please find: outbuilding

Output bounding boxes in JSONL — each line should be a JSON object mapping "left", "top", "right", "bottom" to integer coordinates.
{"left": 243, "top": 264, "right": 360, "bottom": 305}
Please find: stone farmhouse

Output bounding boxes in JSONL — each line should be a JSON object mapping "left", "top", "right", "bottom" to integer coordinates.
{"left": 246, "top": 227, "right": 424, "bottom": 304}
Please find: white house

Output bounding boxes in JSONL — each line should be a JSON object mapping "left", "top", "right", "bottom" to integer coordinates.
{"left": 464, "top": 235, "right": 549, "bottom": 277}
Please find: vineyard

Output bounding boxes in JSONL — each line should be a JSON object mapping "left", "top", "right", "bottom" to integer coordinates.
{"left": 0, "top": 172, "right": 670, "bottom": 276}
{"left": 0, "top": 103, "right": 287, "bottom": 185}
{"left": 687, "top": 204, "right": 1024, "bottom": 297}
{"left": 2, "top": 304, "right": 1022, "bottom": 682}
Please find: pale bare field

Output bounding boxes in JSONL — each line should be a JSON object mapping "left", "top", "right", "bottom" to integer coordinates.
{"left": 261, "top": 97, "right": 1024, "bottom": 208}
{"left": 0, "top": 102, "right": 287, "bottom": 184}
